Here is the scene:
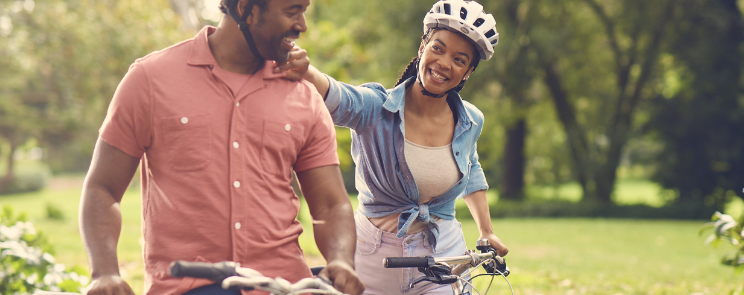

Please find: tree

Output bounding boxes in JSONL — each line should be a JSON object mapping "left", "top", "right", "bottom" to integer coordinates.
{"left": 514, "top": 0, "right": 677, "bottom": 203}
{"left": 0, "top": 0, "right": 192, "bottom": 176}
{"left": 644, "top": 0, "right": 744, "bottom": 212}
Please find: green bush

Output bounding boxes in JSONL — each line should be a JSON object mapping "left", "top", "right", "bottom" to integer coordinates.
{"left": 0, "top": 206, "right": 88, "bottom": 294}
{"left": 0, "top": 165, "right": 49, "bottom": 195}
{"left": 45, "top": 203, "right": 65, "bottom": 221}
{"left": 456, "top": 200, "right": 718, "bottom": 220}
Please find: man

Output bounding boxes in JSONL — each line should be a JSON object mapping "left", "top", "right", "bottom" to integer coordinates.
{"left": 79, "top": 0, "right": 364, "bottom": 294}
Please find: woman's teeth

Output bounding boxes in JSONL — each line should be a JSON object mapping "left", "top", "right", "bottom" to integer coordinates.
{"left": 430, "top": 70, "right": 447, "bottom": 81}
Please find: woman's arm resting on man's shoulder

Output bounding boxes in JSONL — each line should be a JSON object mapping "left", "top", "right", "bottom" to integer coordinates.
{"left": 463, "top": 190, "right": 509, "bottom": 257}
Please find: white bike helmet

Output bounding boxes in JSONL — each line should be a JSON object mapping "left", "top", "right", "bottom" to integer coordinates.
{"left": 423, "top": 0, "right": 499, "bottom": 61}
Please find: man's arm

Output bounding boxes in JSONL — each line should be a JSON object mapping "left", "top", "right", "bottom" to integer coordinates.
{"left": 295, "top": 165, "right": 364, "bottom": 295}
{"left": 463, "top": 190, "right": 509, "bottom": 257}
{"left": 79, "top": 137, "right": 140, "bottom": 295}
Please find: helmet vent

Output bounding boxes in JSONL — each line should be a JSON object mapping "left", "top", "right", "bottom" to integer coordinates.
{"left": 460, "top": 7, "right": 468, "bottom": 19}
{"left": 474, "top": 18, "right": 485, "bottom": 27}
{"left": 436, "top": 5, "right": 441, "bottom": 13}
{"left": 444, "top": 3, "right": 451, "bottom": 15}
{"left": 491, "top": 38, "right": 498, "bottom": 45}
{"left": 484, "top": 29, "right": 496, "bottom": 38}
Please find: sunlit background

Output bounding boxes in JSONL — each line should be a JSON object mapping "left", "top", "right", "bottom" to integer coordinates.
{"left": 1, "top": 0, "right": 744, "bottom": 294}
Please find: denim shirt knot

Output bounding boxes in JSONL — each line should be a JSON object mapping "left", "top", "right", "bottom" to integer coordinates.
{"left": 324, "top": 76, "right": 490, "bottom": 250}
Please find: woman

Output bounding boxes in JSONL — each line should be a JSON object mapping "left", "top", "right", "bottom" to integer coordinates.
{"left": 285, "top": 0, "right": 508, "bottom": 293}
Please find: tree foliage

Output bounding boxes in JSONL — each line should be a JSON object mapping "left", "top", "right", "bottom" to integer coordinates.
{"left": 0, "top": 0, "right": 192, "bottom": 178}
{"left": 644, "top": 0, "right": 744, "bottom": 212}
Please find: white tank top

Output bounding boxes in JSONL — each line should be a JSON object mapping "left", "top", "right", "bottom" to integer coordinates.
{"left": 404, "top": 139, "right": 461, "bottom": 203}
{"left": 368, "top": 139, "right": 461, "bottom": 234}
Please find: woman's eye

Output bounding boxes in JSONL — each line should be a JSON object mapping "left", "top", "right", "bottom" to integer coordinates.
{"left": 432, "top": 45, "right": 441, "bottom": 51}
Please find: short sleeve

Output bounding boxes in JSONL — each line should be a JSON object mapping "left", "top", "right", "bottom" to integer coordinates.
{"left": 293, "top": 92, "right": 340, "bottom": 172}
{"left": 99, "top": 62, "right": 152, "bottom": 158}
{"left": 464, "top": 141, "right": 489, "bottom": 195}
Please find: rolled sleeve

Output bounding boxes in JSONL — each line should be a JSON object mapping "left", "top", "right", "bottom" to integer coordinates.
{"left": 464, "top": 143, "right": 489, "bottom": 196}
{"left": 324, "top": 74, "right": 342, "bottom": 113}
{"left": 323, "top": 75, "right": 387, "bottom": 131}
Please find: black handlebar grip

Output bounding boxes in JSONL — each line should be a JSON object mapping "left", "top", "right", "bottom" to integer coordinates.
{"left": 383, "top": 257, "right": 433, "bottom": 268}
{"left": 169, "top": 261, "right": 239, "bottom": 282}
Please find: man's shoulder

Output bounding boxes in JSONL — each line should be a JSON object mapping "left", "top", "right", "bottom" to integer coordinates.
{"left": 132, "top": 37, "right": 195, "bottom": 69}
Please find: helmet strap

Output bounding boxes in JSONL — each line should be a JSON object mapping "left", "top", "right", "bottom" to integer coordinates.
{"left": 227, "top": 3, "right": 265, "bottom": 62}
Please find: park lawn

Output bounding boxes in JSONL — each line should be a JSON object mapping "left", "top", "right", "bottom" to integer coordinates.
{"left": 1, "top": 179, "right": 742, "bottom": 295}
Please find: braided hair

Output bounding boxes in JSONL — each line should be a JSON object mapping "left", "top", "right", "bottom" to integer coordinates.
{"left": 395, "top": 28, "right": 481, "bottom": 94}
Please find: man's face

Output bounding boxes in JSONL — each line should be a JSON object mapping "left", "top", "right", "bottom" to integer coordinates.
{"left": 248, "top": 0, "right": 309, "bottom": 63}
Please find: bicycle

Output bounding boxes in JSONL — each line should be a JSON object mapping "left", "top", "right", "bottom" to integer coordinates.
{"left": 383, "top": 239, "right": 513, "bottom": 295}
{"left": 33, "top": 261, "right": 342, "bottom": 295}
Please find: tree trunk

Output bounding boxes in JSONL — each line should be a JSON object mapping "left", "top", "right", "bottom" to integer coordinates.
{"left": 0, "top": 140, "right": 18, "bottom": 193}
{"left": 502, "top": 119, "right": 526, "bottom": 201}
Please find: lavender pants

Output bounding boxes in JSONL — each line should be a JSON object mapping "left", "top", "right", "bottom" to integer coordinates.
{"left": 354, "top": 211, "right": 468, "bottom": 295}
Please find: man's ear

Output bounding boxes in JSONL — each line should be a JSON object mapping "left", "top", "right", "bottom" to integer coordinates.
{"left": 237, "top": 0, "right": 261, "bottom": 24}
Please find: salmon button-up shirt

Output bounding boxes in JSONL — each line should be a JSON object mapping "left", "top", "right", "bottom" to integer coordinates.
{"left": 100, "top": 26, "right": 339, "bottom": 295}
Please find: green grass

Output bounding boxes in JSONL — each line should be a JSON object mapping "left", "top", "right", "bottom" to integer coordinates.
{"left": 2, "top": 177, "right": 743, "bottom": 294}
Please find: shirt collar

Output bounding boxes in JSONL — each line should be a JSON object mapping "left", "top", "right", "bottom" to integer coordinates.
{"left": 186, "top": 26, "right": 285, "bottom": 80}
{"left": 382, "top": 77, "right": 476, "bottom": 126}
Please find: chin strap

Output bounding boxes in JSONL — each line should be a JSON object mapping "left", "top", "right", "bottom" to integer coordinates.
{"left": 226, "top": 4, "right": 264, "bottom": 62}
{"left": 417, "top": 75, "right": 450, "bottom": 98}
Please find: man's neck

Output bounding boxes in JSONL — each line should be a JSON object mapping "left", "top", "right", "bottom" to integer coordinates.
{"left": 207, "top": 18, "right": 264, "bottom": 75}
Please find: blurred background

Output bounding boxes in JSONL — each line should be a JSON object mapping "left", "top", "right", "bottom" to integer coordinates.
{"left": 1, "top": 0, "right": 743, "bottom": 294}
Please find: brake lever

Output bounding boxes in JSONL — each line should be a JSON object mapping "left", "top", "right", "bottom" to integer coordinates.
{"left": 410, "top": 274, "right": 458, "bottom": 287}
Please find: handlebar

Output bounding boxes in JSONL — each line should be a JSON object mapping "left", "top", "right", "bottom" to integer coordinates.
{"left": 384, "top": 251, "right": 505, "bottom": 271}
{"left": 168, "top": 260, "right": 344, "bottom": 295}
{"left": 169, "top": 261, "right": 239, "bottom": 282}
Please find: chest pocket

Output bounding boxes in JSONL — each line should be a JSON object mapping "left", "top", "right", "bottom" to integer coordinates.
{"left": 161, "top": 114, "right": 211, "bottom": 172}
{"left": 261, "top": 119, "right": 304, "bottom": 178}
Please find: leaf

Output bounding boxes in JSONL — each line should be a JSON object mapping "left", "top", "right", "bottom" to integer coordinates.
{"left": 705, "top": 234, "right": 716, "bottom": 245}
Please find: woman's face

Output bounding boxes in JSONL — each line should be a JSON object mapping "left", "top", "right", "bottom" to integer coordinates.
{"left": 417, "top": 29, "right": 477, "bottom": 95}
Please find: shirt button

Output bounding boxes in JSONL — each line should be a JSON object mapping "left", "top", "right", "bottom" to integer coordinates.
{"left": 233, "top": 141, "right": 239, "bottom": 148}
{"left": 236, "top": 102, "right": 240, "bottom": 107}
{"left": 458, "top": 181, "right": 463, "bottom": 185}
{"left": 235, "top": 222, "right": 241, "bottom": 229}
{"left": 406, "top": 239, "right": 412, "bottom": 245}
{"left": 285, "top": 124, "right": 291, "bottom": 131}
{"left": 181, "top": 117, "right": 189, "bottom": 124}
{"left": 456, "top": 151, "right": 460, "bottom": 156}
{"left": 233, "top": 181, "right": 241, "bottom": 188}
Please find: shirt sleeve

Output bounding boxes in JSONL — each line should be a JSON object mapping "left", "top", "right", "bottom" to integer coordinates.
{"left": 324, "top": 74, "right": 387, "bottom": 131}
{"left": 463, "top": 116, "right": 489, "bottom": 196}
{"left": 293, "top": 90, "right": 340, "bottom": 172}
{"left": 464, "top": 141, "right": 489, "bottom": 196}
{"left": 99, "top": 61, "right": 152, "bottom": 158}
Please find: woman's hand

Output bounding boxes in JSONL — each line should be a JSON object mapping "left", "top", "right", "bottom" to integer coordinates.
{"left": 274, "top": 46, "right": 310, "bottom": 81}
{"left": 480, "top": 232, "right": 508, "bottom": 257}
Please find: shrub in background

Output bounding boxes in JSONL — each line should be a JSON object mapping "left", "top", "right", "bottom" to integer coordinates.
{"left": 45, "top": 203, "right": 65, "bottom": 221}
{"left": 703, "top": 212, "right": 744, "bottom": 269}
{"left": 701, "top": 212, "right": 744, "bottom": 294}
{"left": 0, "top": 164, "right": 49, "bottom": 195}
{"left": 0, "top": 206, "right": 88, "bottom": 294}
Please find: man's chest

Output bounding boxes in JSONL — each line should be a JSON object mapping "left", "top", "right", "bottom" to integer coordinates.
{"left": 144, "top": 87, "right": 313, "bottom": 175}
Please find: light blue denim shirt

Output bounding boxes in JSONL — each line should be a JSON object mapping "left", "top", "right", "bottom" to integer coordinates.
{"left": 324, "top": 75, "right": 489, "bottom": 248}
